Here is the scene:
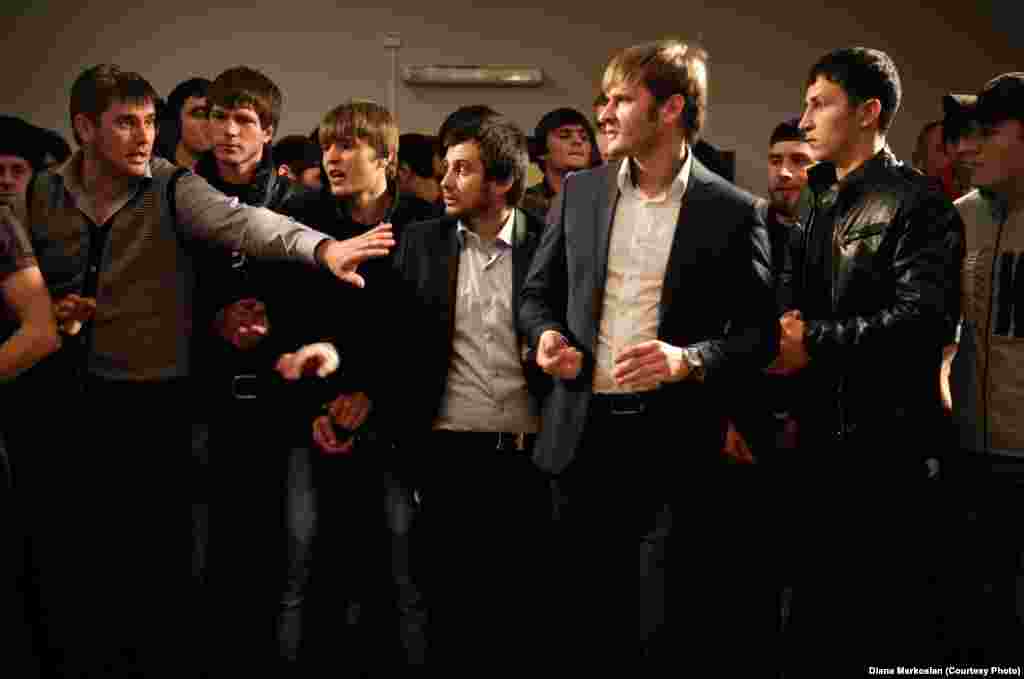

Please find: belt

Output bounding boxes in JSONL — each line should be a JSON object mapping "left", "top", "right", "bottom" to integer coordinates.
{"left": 431, "top": 430, "right": 536, "bottom": 453}
{"left": 229, "top": 373, "right": 275, "bottom": 400}
{"left": 590, "top": 391, "right": 659, "bottom": 416}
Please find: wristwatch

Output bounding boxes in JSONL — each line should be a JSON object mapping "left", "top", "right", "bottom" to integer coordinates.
{"left": 682, "top": 347, "right": 705, "bottom": 382}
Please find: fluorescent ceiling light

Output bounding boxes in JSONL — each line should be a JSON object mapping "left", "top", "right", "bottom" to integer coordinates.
{"left": 402, "top": 65, "right": 544, "bottom": 87}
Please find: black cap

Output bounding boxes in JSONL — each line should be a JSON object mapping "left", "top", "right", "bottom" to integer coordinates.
{"left": 975, "top": 72, "right": 1024, "bottom": 124}
{"left": 0, "top": 116, "right": 48, "bottom": 169}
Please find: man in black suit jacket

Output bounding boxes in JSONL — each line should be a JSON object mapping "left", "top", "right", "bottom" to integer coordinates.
{"left": 284, "top": 116, "right": 552, "bottom": 669}
{"left": 519, "top": 40, "right": 778, "bottom": 668}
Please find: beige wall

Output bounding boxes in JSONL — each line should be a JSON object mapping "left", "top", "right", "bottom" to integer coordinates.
{"left": 2, "top": 0, "right": 1017, "bottom": 193}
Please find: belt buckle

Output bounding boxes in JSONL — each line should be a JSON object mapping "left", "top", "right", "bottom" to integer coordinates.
{"left": 231, "top": 374, "right": 259, "bottom": 400}
{"left": 610, "top": 394, "right": 645, "bottom": 416}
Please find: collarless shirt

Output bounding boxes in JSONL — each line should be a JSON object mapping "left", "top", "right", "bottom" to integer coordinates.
{"left": 434, "top": 208, "right": 539, "bottom": 433}
{"left": 593, "top": 146, "right": 692, "bottom": 393}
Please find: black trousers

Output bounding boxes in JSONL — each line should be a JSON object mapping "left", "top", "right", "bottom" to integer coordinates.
{"left": 204, "top": 384, "right": 296, "bottom": 677}
{"left": 552, "top": 395, "right": 777, "bottom": 673}
{"left": 409, "top": 431, "right": 556, "bottom": 670}
{"left": 782, "top": 441, "right": 944, "bottom": 678}
{"left": 297, "top": 441, "right": 422, "bottom": 676}
{"left": 43, "top": 375, "right": 197, "bottom": 679}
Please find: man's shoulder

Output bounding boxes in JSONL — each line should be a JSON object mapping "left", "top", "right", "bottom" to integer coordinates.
{"left": 400, "top": 215, "right": 457, "bottom": 246}
{"left": 394, "top": 192, "right": 444, "bottom": 227}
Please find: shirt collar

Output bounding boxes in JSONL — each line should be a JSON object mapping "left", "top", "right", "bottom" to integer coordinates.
{"left": 60, "top": 150, "right": 152, "bottom": 198}
{"left": 456, "top": 207, "right": 517, "bottom": 249}
{"left": 617, "top": 142, "right": 692, "bottom": 202}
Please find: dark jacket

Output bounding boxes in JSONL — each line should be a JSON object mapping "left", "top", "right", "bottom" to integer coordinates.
{"left": 386, "top": 208, "right": 548, "bottom": 445}
{"left": 519, "top": 157, "right": 777, "bottom": 474}
{"left": 190, "top": 146, "right": 323, "bottom": 395}
{"left": 281, "top": 180, "right": 441, "bottom": 408}
{"left": 792, "top": 148, "right": 964, "bottom": 463}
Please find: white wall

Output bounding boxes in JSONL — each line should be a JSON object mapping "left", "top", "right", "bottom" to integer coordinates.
{"left": 2, "top": 0, "right": 1018, "bottom": 192}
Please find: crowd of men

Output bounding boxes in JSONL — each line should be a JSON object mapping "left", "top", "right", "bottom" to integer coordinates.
{"left": 1, "top": 40, "right": 1021, "bottom": 678}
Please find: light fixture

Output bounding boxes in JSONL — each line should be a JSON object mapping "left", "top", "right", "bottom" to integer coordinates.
{"left": 401, "top": 64, "right": 544, "bottom": 87}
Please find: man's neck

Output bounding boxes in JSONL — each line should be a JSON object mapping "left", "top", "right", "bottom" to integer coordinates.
{"left": 630, "top": 134, "right": 686, "bottom": 199}
{"left": 346, "top": 174, "right": 391, "bottom": 226}
{"left": 80, "top": 153, "right": 130, "bottom": 203}
{"left": 465, "top": 204, "right": 511, "bottom": 242}
{"left": 834, "top": 135, "right": 885, "bottom": 182}
{"left": 175, "top": 143, "right": 200, "bottom": 171}
{"left": 217, "top": 147, "right": 263, "bottom": 186}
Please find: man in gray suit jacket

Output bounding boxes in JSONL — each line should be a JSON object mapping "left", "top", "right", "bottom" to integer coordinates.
{"left": 519, "top": 40, "right": 778, "bottom": 668}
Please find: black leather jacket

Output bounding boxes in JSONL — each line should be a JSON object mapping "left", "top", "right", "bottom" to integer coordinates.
{"left": 793, "top": 148, "right": 964, "bottom": 460}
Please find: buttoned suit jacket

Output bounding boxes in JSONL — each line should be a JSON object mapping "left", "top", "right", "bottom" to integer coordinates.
{"left": 519, "top": 156, "right": 778, "bottom": 474}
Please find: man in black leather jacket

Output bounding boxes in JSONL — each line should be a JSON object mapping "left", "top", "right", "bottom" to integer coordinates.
{"left": 771, "top": 48, "right": 964, "bottom": 673}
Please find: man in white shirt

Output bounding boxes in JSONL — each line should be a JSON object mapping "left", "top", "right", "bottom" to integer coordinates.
{"left": 520, "top": 39, "right": 776, "bottom": 668}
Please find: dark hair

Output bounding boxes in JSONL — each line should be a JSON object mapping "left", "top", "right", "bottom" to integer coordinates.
{"left": 208, "top": 66, "right": 282, "bottom": 133}
{"left": 770, "top": 118, "right": 804, "bottom": 146}
{"left": 273, "top": 134, "right": 321, "bottom": 174}
{"left": 69, "top": 64, "right": 160, "bottom": 146}
{"left": 155, "top": 77, "right": 210, "bottom": 160}
{"left": 602, "top": 39, "right": 709, "bottom": 144}
{"left": 531, "top": 107, "right": 600, "bottom": 168}
{"left": 398, "top": 133, "right": 439, "bottom": 179}
{"left": 444, "top": 116, "right": 529, "bottom": 206}
{"left": 437, "top": 105, "right": 500, "bottom": 155}
{"left": 806, "top": 47, "right": 902, "bottom": 133}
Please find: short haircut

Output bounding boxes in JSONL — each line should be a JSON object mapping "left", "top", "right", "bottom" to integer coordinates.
{"left": 207, "top": 66, "right": 282, "bottom": 133}
{"left": 602, "top": 39, "right": 709, "bottom": 144}
{"left": 807, "top": 47, "right": 902, "bottom": 134}
{"left": 531, "top": 107, "right": 600, "bottom": 168}
{"left": 444, "top": 116, "right": 529, "bottom": 207}
{"left": 155, "top": 77, "right": 210, "bottom": 160}
{"left": 398, "top": 133, "right": 439, "bottom": 179}
{"left": 273, "top": 134, "right": 322, "bottom": 174}
{"left": 769, "top": 118, "right": 804, "bottom": 146}
{"left": 437, "top": 105, "right": 500, "bottom": 155}
{"left": 318, "top": 100, "right": 399, "bottom": 180}
{"left": 69, "top": 64, "right": 160, "bottom": 146}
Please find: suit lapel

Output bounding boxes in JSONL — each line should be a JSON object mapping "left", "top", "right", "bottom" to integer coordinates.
{"left": 442, "top": 218, "right": 461, "bottom": 351}
{"left": 659, "top": 158, "right": 717, "bottom": 330}
{"left": 594, "top": 159, "right": 623, "bottom": 295}
{"left": 587, "top": 160, "right": 623, "bottom": 335}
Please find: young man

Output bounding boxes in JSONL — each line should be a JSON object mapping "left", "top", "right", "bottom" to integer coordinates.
{"left": 154, "top": 76, "right": 211, "bottom": 170}
{"left": 12, "top": 63, "right": 392, "bottom": 678}
{"left": 275, "top": 99, "right": 438, "bottom": 671}
{"left": 521, "top": 107, "right": 598, "bottom": 222}
{"left": 946, "top": 72, "right": 1024, "bottom": 662}
{"left": 288, "top": 115, "right": 550, "bottom": 669}
{"left": 771, "top": 48, "right": 964, "bottom": 673}
{"left": 191, "top": 65, "right": 331, "bottom": 675}
{"left": 519, "top": 40, "right": 776, "bottom": 668}
{"left": 729, "top": 119, "right": 813, "bottom": 461}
